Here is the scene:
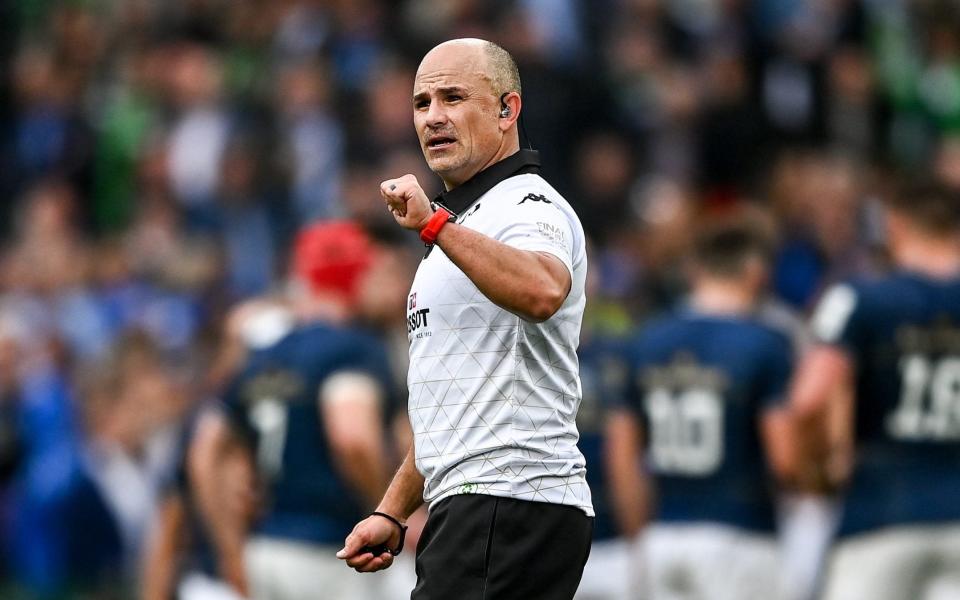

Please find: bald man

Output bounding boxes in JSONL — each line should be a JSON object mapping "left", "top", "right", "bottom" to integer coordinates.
{"left": 337, "top": 39, "right": 594, "bottom": 599}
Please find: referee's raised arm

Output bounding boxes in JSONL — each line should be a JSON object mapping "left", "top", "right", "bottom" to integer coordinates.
{"left": 380, "top": 173, "right": 571, "bottom": 322}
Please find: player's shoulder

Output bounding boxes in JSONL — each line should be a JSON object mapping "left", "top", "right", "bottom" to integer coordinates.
{"left": 624, "top": 313, "right": 688, "bottom": 356}
{"left": 640, "top": 313, "right": 688, "bottom": 337}
{"left": 840, "top": 269, "right": 958, "bottom": 296}
{"left": 810, "top": 273, "right": 934, "bottom": 345}
{"left": 297, "top": 321, "right": 381, "bottom": 348}
{"left": 844, "top": 272, "right": 907, "bottom": 299}
{"left": 817, "top": 271, "right": 939, "bottom": 317}
{"left": 701, "top": 313, "right": 791, "bottom": 357}
{"left": 739, "top": 317, "right": 793, "bottom": 357}
{"left": 269, "top": 323, "right": 382, "bottom": 363}
{"left": 635, "top": 311, "right": 788, "bottom": 352}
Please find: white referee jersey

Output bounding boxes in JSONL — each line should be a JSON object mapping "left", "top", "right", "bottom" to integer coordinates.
{"left": 406, "top": 150, "right": 593, "bottom": 516}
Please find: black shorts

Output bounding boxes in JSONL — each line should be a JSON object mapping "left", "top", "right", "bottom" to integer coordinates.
{"left": 411, "top": 494, "right": 593, "bottom": 600}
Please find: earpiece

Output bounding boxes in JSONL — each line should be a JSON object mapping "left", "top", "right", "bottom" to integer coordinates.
{"left": 499, "top": 92, "right": 511, "bottom": 118}
{"left": 500, "top": 106, "right": 511, "bottom": 118}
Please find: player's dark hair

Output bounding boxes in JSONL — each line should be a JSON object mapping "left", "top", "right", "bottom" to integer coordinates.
{"left": 692, "top": 219, "right": 775, "bottom": 278}
{"left": 886, "top": 178, "right": 960, "bottom": 236}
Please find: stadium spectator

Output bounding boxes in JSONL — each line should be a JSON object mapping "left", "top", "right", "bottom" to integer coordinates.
{"left": 7, "top": 331, "right": 184, "bottom": 598}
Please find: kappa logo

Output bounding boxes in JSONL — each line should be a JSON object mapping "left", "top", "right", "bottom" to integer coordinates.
{"left": 518, "top": 193, "right": 551, "bottom": 205}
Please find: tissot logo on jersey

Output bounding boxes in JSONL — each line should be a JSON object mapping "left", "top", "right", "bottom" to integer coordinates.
{"left": 407, "top": 304, "right": 431, "bottom": 336}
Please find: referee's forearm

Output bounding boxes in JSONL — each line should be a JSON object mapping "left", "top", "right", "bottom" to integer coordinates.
{"left": 436, "top": 222, "right": 569, "bottom": 322}
{"left": 376, "top": 445, "right": 425, "bottom": 521}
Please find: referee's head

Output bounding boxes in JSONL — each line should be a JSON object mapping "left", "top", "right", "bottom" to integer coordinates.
{"left": 413, "top": 38, "right": 523, "bottom": 190}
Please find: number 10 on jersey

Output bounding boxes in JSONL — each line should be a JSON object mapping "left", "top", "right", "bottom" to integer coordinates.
{"left": 644, "top": 388, "right": 724, "bottom": 476}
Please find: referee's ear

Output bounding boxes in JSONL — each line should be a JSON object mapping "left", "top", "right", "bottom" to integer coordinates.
{"left": 498, "top": 91, "right": 521, "bottom": 132}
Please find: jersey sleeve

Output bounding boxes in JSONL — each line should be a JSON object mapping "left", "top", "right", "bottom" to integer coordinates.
{"left": 809, "top": 283, "right": 867, "bottom": 359}
{"left": 597, "top": 345, "right": 632, "bottom": 412}
{"left": 614, "top": 335, "right": 655, "bottom": 416}
{"left": 494, "top": 195, "right": 577, "bottom": 279}
{"left": 756, "top": 333, "right": 793, "bottom": 410}
{"left": 326, "top": 333, "right": 396, "bottom": 409}
{"left": 219, "top": 376, "right": 257, "bottom": 445}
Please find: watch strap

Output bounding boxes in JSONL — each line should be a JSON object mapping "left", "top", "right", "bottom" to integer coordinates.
{"left": 419, "top": 205, "right": 455, "bottom": 246}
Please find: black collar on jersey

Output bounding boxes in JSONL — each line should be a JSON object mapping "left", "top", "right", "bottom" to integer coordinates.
{"left": 433, "top": 149, "right": 541, "bottom": 216}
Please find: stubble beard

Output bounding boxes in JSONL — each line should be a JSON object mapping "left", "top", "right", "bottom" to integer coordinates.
{"left": 425, "top": 148, "right": 468, "bottom": 179}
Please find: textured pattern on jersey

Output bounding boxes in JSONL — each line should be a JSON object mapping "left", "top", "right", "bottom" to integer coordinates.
{"left": 407, "top": 174, "right": 593, "bottom": 516}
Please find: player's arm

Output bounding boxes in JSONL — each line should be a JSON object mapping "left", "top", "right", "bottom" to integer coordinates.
{"left": 757, "top": 325, "right": 849, "bottom": 491}
{"left": 435, "top": 225, "right": 570, "bottom": 322}
{"left": 187, "top": 410, "right": 251, "bottom": 597}
{"left": 141, "top": 492, "right": 186, "bottom": 600}
{"left": 337, "top": 444, "right": 425, "bottom": 573}
{"left": 760, "top": 406, "right": 798, "bottom": 486}
{"left": 381, "top": 175, "right": 571, "bottom": 323}
{"left": 785, "top": 283, "right": 861, "bottom": 490}
{"left": 787, "top": 346, "right": 855, "bottom": 490}
{"left": 321, "top": 372, "right": 388, "bottom": 508}
{"left": 605, "top": 408, "right": 651, "bottom": 537}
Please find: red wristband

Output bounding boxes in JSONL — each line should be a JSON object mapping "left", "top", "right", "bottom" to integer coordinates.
{"left": 419, "top": 205, "right": 454, "bottom": 246}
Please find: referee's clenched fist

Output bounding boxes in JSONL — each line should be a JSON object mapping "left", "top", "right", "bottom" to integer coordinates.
{"left": 380, "top": 174, "right": 432, "bottom": 230}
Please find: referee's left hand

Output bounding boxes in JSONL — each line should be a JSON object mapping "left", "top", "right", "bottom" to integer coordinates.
{"left": 336, "top": 515, "right": 400, "bottom": 573}
{"left": 380, "top": 174, "right": 433, "bottom": 231}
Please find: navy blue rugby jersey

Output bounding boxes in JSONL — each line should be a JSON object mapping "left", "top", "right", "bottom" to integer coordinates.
{"left": 223, "top": 322, "right": 393, "bottom": 545}
{"left": 619, "top": 311, "right": 792, "bottom": 533}
{"left": 577, "top": 336, "right": 629, "bottom": 541}
{"left": 811, "top": 271, "right": 960, "bottom": 536}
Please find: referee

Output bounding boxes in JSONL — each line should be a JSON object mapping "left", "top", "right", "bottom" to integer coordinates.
{"left": 337, "top": 38, "right": 593, "bottom": 599}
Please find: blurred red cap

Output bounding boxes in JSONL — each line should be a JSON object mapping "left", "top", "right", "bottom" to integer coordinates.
{"left": 292, "top": 220, "right": 373, "bottom": 302}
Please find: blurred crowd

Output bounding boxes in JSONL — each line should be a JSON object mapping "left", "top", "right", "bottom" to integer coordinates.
{"left": 0, "top": 0, "right": 959, "bottom": 598}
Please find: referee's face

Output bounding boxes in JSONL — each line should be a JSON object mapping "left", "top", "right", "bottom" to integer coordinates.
{"left": 413, "top": 43, "right": 505, "bottom": 189}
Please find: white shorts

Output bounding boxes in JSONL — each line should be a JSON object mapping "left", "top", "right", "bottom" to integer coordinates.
{"left": 379, "top": 553, "right": 418, "bottom": 600}
{"left": 777, "top": 493, "right": 840, "bottom": 600}
{"left": 822, "top": 524, "right": 960, "bottom": 600}
{"left": 575, "top": 536, "right": 638, "bottom": 600}
{"left": 245, "top": 536, "right": 388, "bottom": 600}
{"left": 178, "top": 572, "right": 246, "bottom": 600}
{"left": 641, "top": 523, "right": 783, "bottom": 600}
